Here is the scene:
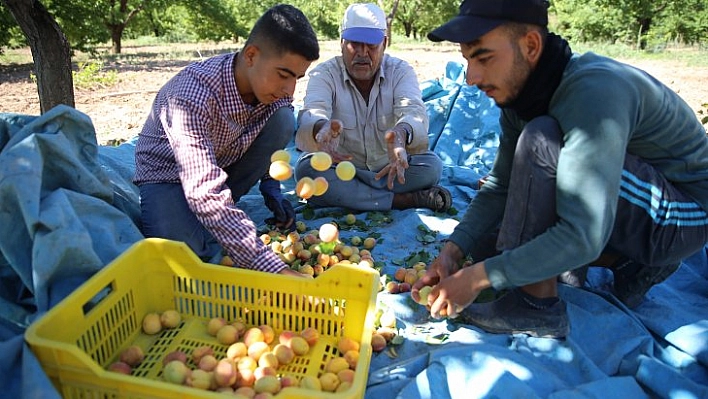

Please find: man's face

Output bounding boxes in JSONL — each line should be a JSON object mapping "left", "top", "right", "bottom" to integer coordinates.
{"left": 246, "top": 47, "right": 311, "bottom": 105}
{"left": 460, "top": 27, "right": 533, "bottom": 107}
{"left": 341, "top": 38, "right": 387, "bottom": 84}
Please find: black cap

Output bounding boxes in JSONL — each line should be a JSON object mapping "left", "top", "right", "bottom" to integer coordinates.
{"left": 428, "top": 0, "right": 549, "bottom": 43}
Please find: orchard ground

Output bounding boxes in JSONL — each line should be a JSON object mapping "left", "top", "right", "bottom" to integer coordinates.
{"left": 1, "top": 40, "right": 707, "bottom": 145}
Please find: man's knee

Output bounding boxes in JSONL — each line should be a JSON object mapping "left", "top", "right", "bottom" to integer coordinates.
{"left": 265, "top": 107, "right": 296, "bottom": 148}
{"left": 516, "top": 116, "right": 563, "bottom": 164}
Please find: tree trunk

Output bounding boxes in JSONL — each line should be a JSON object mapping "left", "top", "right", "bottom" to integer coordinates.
{"left": 110, "top": 24, "right": 124, "bottom": 54}
{"left": 2, "top": 0, "right": 74, "bottom": 113}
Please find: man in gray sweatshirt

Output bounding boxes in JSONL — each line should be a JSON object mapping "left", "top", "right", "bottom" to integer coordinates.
{"left": 412, "top": 0, "right": 708, "bottom": 338}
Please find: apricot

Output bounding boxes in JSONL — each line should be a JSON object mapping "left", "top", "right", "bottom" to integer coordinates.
{"left": 237, "top": 356, "right": 258, "bottom": 372}
{"left": 243, "top": 327, "right": 265, "bottom": 347}
{"left": 258, "top": 352, "right": 279, "bottom": 369}
{"left": 371, "top": 333, "right": 387, "bottom": 352}
{"left": 289, "top": 336, "right": 310, "bottom": 356}
{"left": 363, "top": 237, "right": 377, "bottom": 250}
{"left": 254, "top": 366, "right": 277, "bottom": 380}
{"left": 404, "top": 269, "right": 419, "bottom": 285}
{"left": 187, "top": 369, "right": 212, "bottom": 390}
{"left": 258, "top": 325, "right": 275, "bottom": 344}
{"left": 319, "top": 372, "right": 340, "bottom": 392}
{"left": 270, "top": 149, "right": 291, "bottom": 163}
{"left": 160, "top": 309, "right": 181, "bottom": 329}
{"left": 379, "top": 311, "right": 397, "bottom": 329}
{"left": 163, "top": 360, "right": 190, "bottom": 385}
{"left": 336, "top": 381, "right": 353, "bottom": 393}
{"left": 192, "top": 345, "right": 214, "bottom": 364}
{"left": 269, "top": 160, "right": 292, "bottom": 181}
{"left": 198, "top": 354, "right": 218, "bottom": 371}
{"left": 217, "top": 324, "right": 239, "bottom": 345}
{"left": 313, "top": 176, "right": 329, "bottom": 196}
{"left": 254, "top": 375, "right": 281, "bottom": 395}
{"left": 237, "top": 369, "right": 256, "bottom": 388}
{"left": 344, "top": 213, "right": 356, "bottom": 225}
{"left": 325, "top": 356, "right": 350, "bottom": 374}
{"left": 310, "top": 151, "right": 333, "bottom": 171}
{"left": 207, "top": 317, "right": 227, "bottom": 336}
{"left": 273, "top": 343, "right": 295, "bottom": 365}
{"left": 295, "top": 177, "right": 316, "bottom": 199}
{"left": 335, "top": 161, "right": 356, "bottom": 181}
{"left": 337, "top": 336, "right": 360, "bottom": 354}
{"left": 278, "top": 330, "right": 296, "bottom": 346}
{"left": 339, "top": 245, "right": 354, "bottom": 258}
{"left": 235, "top": 387, "right": 257, "bottom": 398}
{"left": 350, "top": 236, "right": 362, "bottom": 246}
{"left": 344, "top": 350, "right": 359, "bottom": 369}
{"left": 318, "top": 223, "right": 339, "bottom": 243}
{"left": 300, "top": 375, "right": 322, "bottom": 391}
{"left": 227, "top": 342, "right": 248, "bottom": 360}
{"left": 162, "top": 350, "right": 188, "bottom": 366}
{"left": 107, "top": 361, "right": 132, "bottom": 375}
{"left": 295, "top": 220, "right": 307, "bottom": 232}
{"left": 417, "top": 285, "right": 434, "bottom": 305}
{"left": 247, "top": 341, "right": 270, "bottom": 361}
{"left": 142, "top": 312, "right": 162, "bottom": 335}
{"left": 280, "top": 375, "right": 299, "bottom": 388}
{"left": 338, "top": 368, "right": 356, "bottom": 383}
{"left": 119, "top": 345, "right": 144, "bottom": 367}
{"left": 398, "top": 282, "right": 412, "bottom": 292}
{"left": 298, "top": 264, "right": 315, "bottom": 276}
{"left": 300, "top": 327, "right": 320, "bottom": 346}
{"left": 213, "top": 359, "right": 237, "bottom": 387}
{"left": 394, "top": 267, "right": 407, "bottom": 282}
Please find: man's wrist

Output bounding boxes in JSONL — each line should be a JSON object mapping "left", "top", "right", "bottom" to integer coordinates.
{"left": 313, "top": 119, "right": 327, "bottom": 140}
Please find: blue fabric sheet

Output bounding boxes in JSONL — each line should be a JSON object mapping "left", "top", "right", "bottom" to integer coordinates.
{"left": 1, "top": 62, "right": 707, "bottom": 398}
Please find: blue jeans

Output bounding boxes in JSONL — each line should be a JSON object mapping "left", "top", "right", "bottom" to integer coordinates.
{"left": 138, "top": 107, "right": 294, "bottom": 262}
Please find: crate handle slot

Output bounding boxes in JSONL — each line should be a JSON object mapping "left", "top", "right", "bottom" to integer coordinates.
{"left": 81, "top": 281, "right": 115, "bottom": 316}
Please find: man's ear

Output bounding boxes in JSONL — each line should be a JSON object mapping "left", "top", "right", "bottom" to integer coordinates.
{"left": 522, "top": 29, "right": 543, "bottom": 65}
{"left": 242, "top": 44, "right": 260, "bottom": 66}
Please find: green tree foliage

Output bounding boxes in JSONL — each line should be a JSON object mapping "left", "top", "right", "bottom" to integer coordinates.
{"left": 552, "top": 0, "right": 708, "bottom": 49}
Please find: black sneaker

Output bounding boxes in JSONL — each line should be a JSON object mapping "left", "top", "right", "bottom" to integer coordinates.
{"left": 457, "top": 288, "right": 569, "bottom": 339}
{"left": 611, "top": 258, "right": 680, "bottom": 308}
{"left": 558, "top": 265, "right": 589, "bottom": 288}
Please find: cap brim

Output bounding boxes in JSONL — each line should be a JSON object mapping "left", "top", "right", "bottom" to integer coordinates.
{"left": 342, "top": 28, "right": 386, "bottom": 45}
{"left": 428, "top": 16, "right": 504, "bottom": 43}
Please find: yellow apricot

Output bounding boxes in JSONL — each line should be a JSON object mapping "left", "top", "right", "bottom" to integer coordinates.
{"left": 313, "top": 176, "right": 329, "bottom": 196}
{"left": 269, "top": 160, "right": 292, "bottom": 181}
{"left": 296, "top": 177, "right": 316, "bottom": 199}
{"left": 335, "top": 161, "right": 356, "bottom": 181}
{"left": 270, "top": 149, "right": 291, "bottom": 163}
{"left": 310, "top": 151, "right": 333, "bottom": 171}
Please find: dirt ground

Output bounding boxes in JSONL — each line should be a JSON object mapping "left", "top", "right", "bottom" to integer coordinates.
{"left": 1, "top": 41, "right": 706, "bottom": 145}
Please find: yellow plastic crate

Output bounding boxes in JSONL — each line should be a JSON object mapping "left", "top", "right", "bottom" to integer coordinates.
{"left": 25, "top": 238, "right": 380, "bottom": 398}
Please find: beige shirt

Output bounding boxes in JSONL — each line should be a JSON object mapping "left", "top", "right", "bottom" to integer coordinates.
{"left": 296, "top": 54, "right": 429, "bottom": 171}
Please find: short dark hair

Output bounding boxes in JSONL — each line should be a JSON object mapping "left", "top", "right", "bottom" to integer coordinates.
{"left": 502, "top": 22, "right": 548, "bottom": 40}
{"left": 244, "top": 4, "right": 320, "bottom": 61}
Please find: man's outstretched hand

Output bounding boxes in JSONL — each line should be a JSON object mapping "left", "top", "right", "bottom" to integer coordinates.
{"left": 315, "top": 119, "right": 352, "bottom": 163}
{"left": 375, "top": 129, "right": 409, "bottom": 189}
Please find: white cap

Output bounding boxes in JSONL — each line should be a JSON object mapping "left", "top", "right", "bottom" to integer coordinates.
{"left": 341, "top": 3, "right": 387, "bottom": 45}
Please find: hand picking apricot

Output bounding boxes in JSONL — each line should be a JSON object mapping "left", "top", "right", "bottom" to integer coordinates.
{"left": 310, "top": 151, "right": 333, "bottom": 171}
{"left": 416, "top": 285, "right": 434, "bottom": 305}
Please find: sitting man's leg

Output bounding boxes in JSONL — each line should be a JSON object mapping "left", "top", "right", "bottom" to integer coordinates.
{"left": 139, "top": 182, "right": 222, "bottom": 263}
{"left": 603, "top": 153, "right": 708, "bottom": 307}
{"left": 459, "top": 116, "right": 568, "bottom": 338}
{"left": 295, "top": 150, "right": 450, "bottom": 212}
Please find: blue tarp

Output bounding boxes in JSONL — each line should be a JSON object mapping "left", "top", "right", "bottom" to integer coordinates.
{"left": 1, "top": 62, "right": 707, "bottom": 398}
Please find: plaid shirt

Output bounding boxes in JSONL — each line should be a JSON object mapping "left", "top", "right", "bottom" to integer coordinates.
{"left": 134, "top": 52, "right": 292, "bottom": 273}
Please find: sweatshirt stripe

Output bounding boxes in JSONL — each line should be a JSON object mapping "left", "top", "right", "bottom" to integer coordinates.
{"left": 620, "top": 170, "right": 708, "bottom": 226}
